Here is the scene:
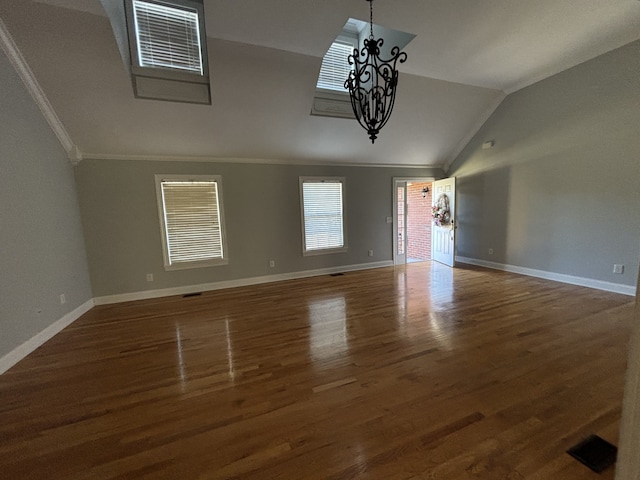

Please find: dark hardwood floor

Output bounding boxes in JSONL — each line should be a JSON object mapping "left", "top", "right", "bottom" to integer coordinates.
{"left": 0, "top": 262, "right": 634, "bottom": 479}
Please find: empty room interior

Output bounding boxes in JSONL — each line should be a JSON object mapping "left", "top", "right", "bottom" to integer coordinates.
{"left": 1, "top": 1, "right": 640, "bottom": 478}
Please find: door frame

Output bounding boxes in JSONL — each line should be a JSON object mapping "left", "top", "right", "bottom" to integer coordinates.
{"left": 616, "top": 265, "right": 640, "bottom": 479}
{"left": 392, "top": 177, "right": 435, "bottom": 265}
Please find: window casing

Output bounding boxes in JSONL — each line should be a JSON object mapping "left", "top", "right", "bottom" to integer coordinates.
{"left": 300, "top": 177, "right": 347, "bottom": 256}
{"left": 155, "top": 175, "right": 228, "bottom": 270}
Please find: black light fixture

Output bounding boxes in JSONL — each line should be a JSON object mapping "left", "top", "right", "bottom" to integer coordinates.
{"left": 422, "top": 187, "right": 429, "bottom": 198}
{"left": 345, "top": 0, "right": 408, "bottom": 144}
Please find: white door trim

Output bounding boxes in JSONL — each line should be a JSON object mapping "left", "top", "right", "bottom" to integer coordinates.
{"left": 392, "top": 176, "right": 435, "bottom": 265}
{"left": 615, "top": 264, "right": 640, "bottom": 480}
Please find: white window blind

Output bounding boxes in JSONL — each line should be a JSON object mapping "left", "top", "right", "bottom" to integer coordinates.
{"left": 160, "top": 180, "right": 224, "bottom": 266}
{"left": 302, "top": 180, "right": 345, "bottom": 252}
{"left": 316, "top": 41, "right": 355, "bottom": 92}
{"left": 133, "top": 0, "right": 204, "bottom": 74}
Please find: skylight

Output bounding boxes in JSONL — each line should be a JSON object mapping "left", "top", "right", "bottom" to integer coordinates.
{"left": 120, "top": 0, "right": 211, "bottom": 104}
{"left": 316, "top": 40, "right": 355, "bottom": 92}
{"left": 132, "top": 0, "right": 204, "bottom": 75}
{"left": 311, "top": 21, "right": 414, "bottom": 119}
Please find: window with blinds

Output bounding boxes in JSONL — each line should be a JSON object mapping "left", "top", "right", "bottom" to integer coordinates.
{"left": 156, "top": 176, "right": 227, "bottom": 269}
{"left": 316, "top": 41, "right": 356, "bottom": 92}
{"left": 132, "top": 0, "right": 204, "bottom": 74}
{"left": 300, "top": 178, "right": 347, "bottom": 255}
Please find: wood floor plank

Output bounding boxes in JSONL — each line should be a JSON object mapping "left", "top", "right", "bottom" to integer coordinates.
{"left": 0, "top": 262, "right": 634, "bottom": 479}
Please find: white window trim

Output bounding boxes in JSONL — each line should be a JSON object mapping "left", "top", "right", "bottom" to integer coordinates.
{"left": 155, "top": 174, "right": 228, "bottom": 271}
{"left": 299, "top": 176, "right": 348, "bottom": 256}
{"left": 125, "top": 0, "right": 210, "bottom": 85}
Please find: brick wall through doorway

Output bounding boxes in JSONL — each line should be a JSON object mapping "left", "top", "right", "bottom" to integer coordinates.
{"left": 406, "top": 182, "right": 432, "bottom": 261}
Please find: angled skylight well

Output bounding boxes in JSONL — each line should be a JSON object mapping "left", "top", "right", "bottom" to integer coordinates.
{"left": 311, "top": 19, "right": 415, "bottom": 119}
{"left": 124, "top": 0, "right": 211, "bottom": 104}
{"left": 311, "top": 22, "right": 359, "bottom": 119}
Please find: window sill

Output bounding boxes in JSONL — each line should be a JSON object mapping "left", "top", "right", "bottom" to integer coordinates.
{"left": 164, "top": 258, "right": 228, "bottom": 271}
{"left": 303, "top": 247, "right": 348, "bottom": 257}
{"left": 310, "top": 90, "right": 354, "bottom": 119}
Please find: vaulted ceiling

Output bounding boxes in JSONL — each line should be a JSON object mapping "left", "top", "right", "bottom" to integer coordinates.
{"left": 1, "top": 0, "right": 639, "bottom": 168}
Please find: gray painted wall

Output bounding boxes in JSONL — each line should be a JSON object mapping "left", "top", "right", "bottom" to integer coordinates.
{"left": 449, "top": 40, "right": 640, "bottom": 289}
{"left": 0, "top": 49, "right": 92, "bottom": 359}
{"left": 75, "top": 160, "right": 442, "bottom": 297}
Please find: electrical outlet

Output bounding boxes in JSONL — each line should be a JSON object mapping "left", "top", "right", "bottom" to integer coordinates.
{"left": 146, "top": 273, "right": 154, "bottom": 282}
{"left": 386, "top": 217, "right": 393, "bottom": 224}
{"left": 368, "top": 250, "right": 374, "bottom": 257}
{"left": 613, "top": 264, "right": 624, "bottom": 274}
{"left": 60, "top": 294, "right": 66, "bottom": 305}
{"left": 269, "top": 260, "right": 275, "bottom": 268}
{"left": 488, "top": 248, "right": 494, "bottom": 255}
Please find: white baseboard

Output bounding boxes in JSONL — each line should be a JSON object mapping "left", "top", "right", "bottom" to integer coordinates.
{"left": 2, "top": 258, "right": 632, "bottom": 376}
{"left": 0, "top": 299, "right": 94, "bottom": 375}
{"left": 1, "top": 262, "right": 392, "bottom": 375}
{"left": 456, "top": 256, "right": 637, "bottom": 296}
{"left": 94, "top": 261, "right": 394, "bottom": 305}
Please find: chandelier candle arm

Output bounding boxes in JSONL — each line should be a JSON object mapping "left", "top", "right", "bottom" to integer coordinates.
{"left": 345, "top": 0, "right": 407, "bottom": 144}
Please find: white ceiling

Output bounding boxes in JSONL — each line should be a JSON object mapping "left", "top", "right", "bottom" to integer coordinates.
{"left": 3, "top": 0, "right": 640, "bottom": 168}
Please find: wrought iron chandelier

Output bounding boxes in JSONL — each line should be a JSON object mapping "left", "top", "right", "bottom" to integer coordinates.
{"left": 345, "top": 0, "right": 407, "bottom": 144}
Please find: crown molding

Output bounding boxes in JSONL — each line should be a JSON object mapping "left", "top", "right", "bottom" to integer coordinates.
{"left": 0, "top": 17, "right": 80, "bottom": 162}
{"left": 80, "top": 152, "right": 445, "bottom": 170}
{"left": 67, "top": 145, "right": 83, "bottom": 166}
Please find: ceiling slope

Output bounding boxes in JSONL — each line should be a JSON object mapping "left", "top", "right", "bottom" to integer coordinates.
{"left": 2, "top": 0, "right": 639, "bottom": 167}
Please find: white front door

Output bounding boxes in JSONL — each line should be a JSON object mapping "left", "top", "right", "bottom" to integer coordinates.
{"left": 431, "top": 177, "right": 456, "bottom": 267}
{"left": 394, "top": 181, "right": 407, "bottom": 264}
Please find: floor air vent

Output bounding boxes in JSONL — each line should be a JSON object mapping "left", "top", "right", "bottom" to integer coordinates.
{"left": 567, "top": 434, "right": 617, "bottom": 473}
{"left": 183, "top": 292, "right": 203, "bottom": 298}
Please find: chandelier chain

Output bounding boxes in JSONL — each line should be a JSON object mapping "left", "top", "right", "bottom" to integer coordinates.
{"left": 369, "top": 0, "right": 374, "bottom": 38}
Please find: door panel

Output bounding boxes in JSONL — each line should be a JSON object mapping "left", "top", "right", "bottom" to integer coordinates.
{"left": 431, "top": 178, "right": 456, "bottom": 267}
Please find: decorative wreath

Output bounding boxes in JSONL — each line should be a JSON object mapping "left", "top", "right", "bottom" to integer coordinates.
{"left": 432, "top": 193, "right": 451, "bottom": 226}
